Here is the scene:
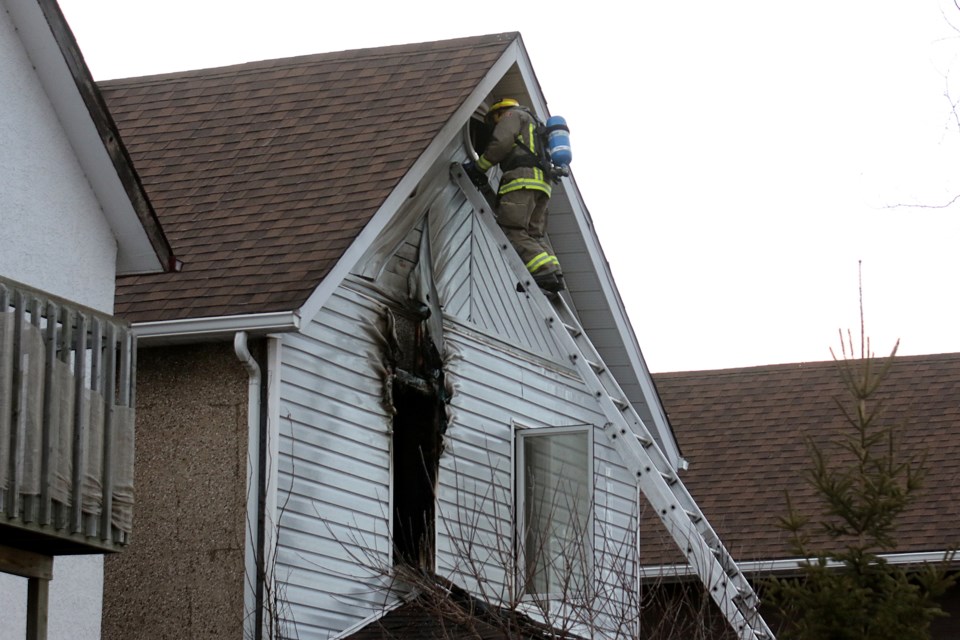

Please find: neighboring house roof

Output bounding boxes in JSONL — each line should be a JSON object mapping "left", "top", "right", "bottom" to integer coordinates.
{"left": 4, "top": 0, "right": 174, "bottom": 273}
{"left": 101, "top": 33, "right": 514, "bottom": 323}
{"left": 644, "top": 352, "right": 960, "bottom": 571}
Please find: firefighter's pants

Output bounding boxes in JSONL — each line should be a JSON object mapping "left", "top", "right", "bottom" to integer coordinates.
{"left": 497, "top": 189, "right": 560, "bottom": 276}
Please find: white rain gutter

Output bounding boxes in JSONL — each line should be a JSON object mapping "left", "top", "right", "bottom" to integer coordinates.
{"left": 134, "top": 311, "right": 300, "bottom": 343}
{"left": 639, "top": 550, "right": 959, "bottom": 579}
{"left": 234, "top": 331, "right": 264, "bottom": 640}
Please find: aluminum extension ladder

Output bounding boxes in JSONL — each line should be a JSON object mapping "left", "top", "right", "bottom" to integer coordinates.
{"left": 450, "top": 163, "right": 774, "bottom": 640}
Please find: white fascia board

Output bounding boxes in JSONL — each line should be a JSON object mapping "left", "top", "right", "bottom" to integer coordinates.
{"left": 3, "top": 0, "right": 166, "bottom": 274}
{"left": 640, "top": 550, "right": 960, "bottom": 579}
{"left": 296, "top": 41, "right": 522, "bottom": 326}
{"left": 133, "top": 311, "right": 301, "bottom": 344}
{"left": 560, "top": 173, "right": 681, "bottom": 466}
{"left": 511, "top": 39, "right": 682, "bottom": 467}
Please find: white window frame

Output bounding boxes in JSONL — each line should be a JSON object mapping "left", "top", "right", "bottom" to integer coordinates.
{"left": 514, "top": 423, "right": 594, "bottom": 601}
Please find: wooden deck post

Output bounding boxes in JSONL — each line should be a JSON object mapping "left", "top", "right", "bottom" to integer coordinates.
{"left": 26, "top": 576, "right": 49, "bottom": 640}
{"left": 0, "top": 544, "right": 53, "bottom": 640}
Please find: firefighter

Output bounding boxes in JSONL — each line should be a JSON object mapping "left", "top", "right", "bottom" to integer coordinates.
{"left": 463, "top": 98, "right": 564, "bottom": 293}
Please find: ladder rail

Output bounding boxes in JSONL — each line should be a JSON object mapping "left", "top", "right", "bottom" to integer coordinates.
{"left": 549, "top": 296, "right": 771, "bottom": 639}
{"left": 449, "top": 164, "right": 775, "bottom": 640}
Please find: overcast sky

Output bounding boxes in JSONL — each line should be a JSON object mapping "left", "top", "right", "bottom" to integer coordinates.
{"left": 58, "top": 0, "right": 960, "bottom": 373}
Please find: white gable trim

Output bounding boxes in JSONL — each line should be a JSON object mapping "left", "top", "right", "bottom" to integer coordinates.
{"left": 512, "top": 38, "right": 681, "bottom": 466}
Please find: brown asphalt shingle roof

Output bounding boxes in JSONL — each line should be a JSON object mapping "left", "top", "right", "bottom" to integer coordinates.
{"left": 644, "top": 352, "right": 960, "bottom": 567}
{"left": 101, "top": 33, "right": 516, "bottom": 323}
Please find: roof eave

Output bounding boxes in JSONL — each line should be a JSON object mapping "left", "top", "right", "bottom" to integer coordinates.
{"left": 640, "top": 550, "right": 960, "bottom": 580}
{"left": 133, "top": 310, "right": 302, "bottom": 345}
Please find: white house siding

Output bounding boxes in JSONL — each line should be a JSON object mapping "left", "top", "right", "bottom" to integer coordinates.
{"left": 273, "top": 154, "right": 644, "bottom": 636}
{"left": 423, "top": 181, "right": 567, "bottom": 362}
{"left": 421, "top": 171, "right": 641, "bottom": 632}
{"left": 275, "top": 285, "right": 640, "bottom": 638}
{"left": 276, "top": 285, "right": 396, "bottom": 638}
{"left": 0, "top": 7, "right": 118, "bottom": 313}
{"left": 438, "top": 325, "right": 640, "bottom": 635}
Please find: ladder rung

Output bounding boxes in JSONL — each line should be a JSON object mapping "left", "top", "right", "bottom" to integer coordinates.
{"left": 587, "top": 359, "right": 605, "bottom": 374}
{"left": 609, "top": 396, "right": 629, "bottom": 411}
{"left": 683, "top": 508, "right": 702, "bottom": 523}
{"left": 561, "top": 321, "right": 581, "bottom": 337}
{"left": 636, "top": 433, "right": 653, "bottom": 447}
{"left": 660, "top": 471, "right": 678, "bottom": 485}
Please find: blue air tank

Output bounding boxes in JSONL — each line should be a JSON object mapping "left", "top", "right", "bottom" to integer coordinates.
{"left": 545, "top": 116, "right": 571, "bottom": 168}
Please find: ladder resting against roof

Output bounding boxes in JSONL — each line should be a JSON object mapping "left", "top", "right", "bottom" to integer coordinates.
{"left": 450, "top": 163, "right": 775, "bottom": 640}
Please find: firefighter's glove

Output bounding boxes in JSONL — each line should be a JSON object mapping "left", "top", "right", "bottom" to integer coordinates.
{"left": 462, "top": 159, "right": 486, "bottom": 188}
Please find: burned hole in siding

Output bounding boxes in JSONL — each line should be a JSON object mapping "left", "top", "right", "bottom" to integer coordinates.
{"left": 380, "top": 305, "right": 449, "bottom": 569}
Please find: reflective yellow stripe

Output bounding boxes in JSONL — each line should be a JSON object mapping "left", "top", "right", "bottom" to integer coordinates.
{"left": 526, "top": 252, "right": 555, "bottom": 274}
{"left": 477, "top": 156, "right": 493, "bottom": 172}
{"left": 498, "top": 179, "right": 551, "bottom": 197}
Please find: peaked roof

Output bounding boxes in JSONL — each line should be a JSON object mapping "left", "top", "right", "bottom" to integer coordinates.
{"left": 99, "top": 31, "right": 683, "bottom": 466}
{"left": 101, "top": 33, "right": 516, "bottom": 323}
{"left": 645, "top": 352, "right": 960, "bottom": 569}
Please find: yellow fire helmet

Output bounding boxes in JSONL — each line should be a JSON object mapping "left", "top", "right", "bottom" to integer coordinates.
{"left": 486, "top": 98, "right": 520, "bottom": 123}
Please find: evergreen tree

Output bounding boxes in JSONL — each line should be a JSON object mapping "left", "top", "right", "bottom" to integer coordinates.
{"left": 765, "top": 320, "right": 955, "bottom": 640}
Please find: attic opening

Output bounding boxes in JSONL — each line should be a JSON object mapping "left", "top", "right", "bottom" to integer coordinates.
{"left": 383, "top": 307, "right": 448, "bottom": 570}
{"left": 465, "top": 109, "right": 492, "bottom": 161}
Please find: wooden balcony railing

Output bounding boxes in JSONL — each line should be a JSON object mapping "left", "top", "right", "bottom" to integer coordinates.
{"left": 1, "top": 276, "right": 136, "bottom": 554}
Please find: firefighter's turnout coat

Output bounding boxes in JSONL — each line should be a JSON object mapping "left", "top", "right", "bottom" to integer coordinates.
{"left": 476, "top": 107, "right": 552, "bottom": 198}
{"left": 475, "top": 106, "right": 559, "bottom": 278}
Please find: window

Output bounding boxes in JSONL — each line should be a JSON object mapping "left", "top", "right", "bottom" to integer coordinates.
{"left": 515, "top": 426, "right": 592, "bottom": 598}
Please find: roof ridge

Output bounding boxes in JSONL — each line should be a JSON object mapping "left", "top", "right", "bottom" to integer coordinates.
{"left": 653, "top": 351, "right": 960, "bottom": 377}
{"left": 99, "top": 32, "right": 518, "bottom": 87}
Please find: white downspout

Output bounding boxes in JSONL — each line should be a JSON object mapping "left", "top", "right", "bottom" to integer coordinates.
{"left": 235, "top": 331, "right": 262, "bottom": 640}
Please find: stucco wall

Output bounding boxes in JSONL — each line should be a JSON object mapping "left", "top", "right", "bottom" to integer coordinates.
{"left": 0, "top": 7, "right": 117, "bottom": 313}
{"left": 101, "top": 342, "right": 250, "bottom": 640}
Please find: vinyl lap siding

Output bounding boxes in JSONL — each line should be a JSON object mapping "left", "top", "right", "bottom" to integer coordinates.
{"left": 277, "top": 287, "right": 394, "bottom": 637}
{"left": 427, "top": 183, "right": 567, "bottom": 362}
{"left": 276, "top": 287, "right": 640, "bottom": 637}
{"left": 272, "top": 164, "right": 642, "bottom": 636}
{"left": 437, "top": 326, "right": 640, "bottom": 626}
